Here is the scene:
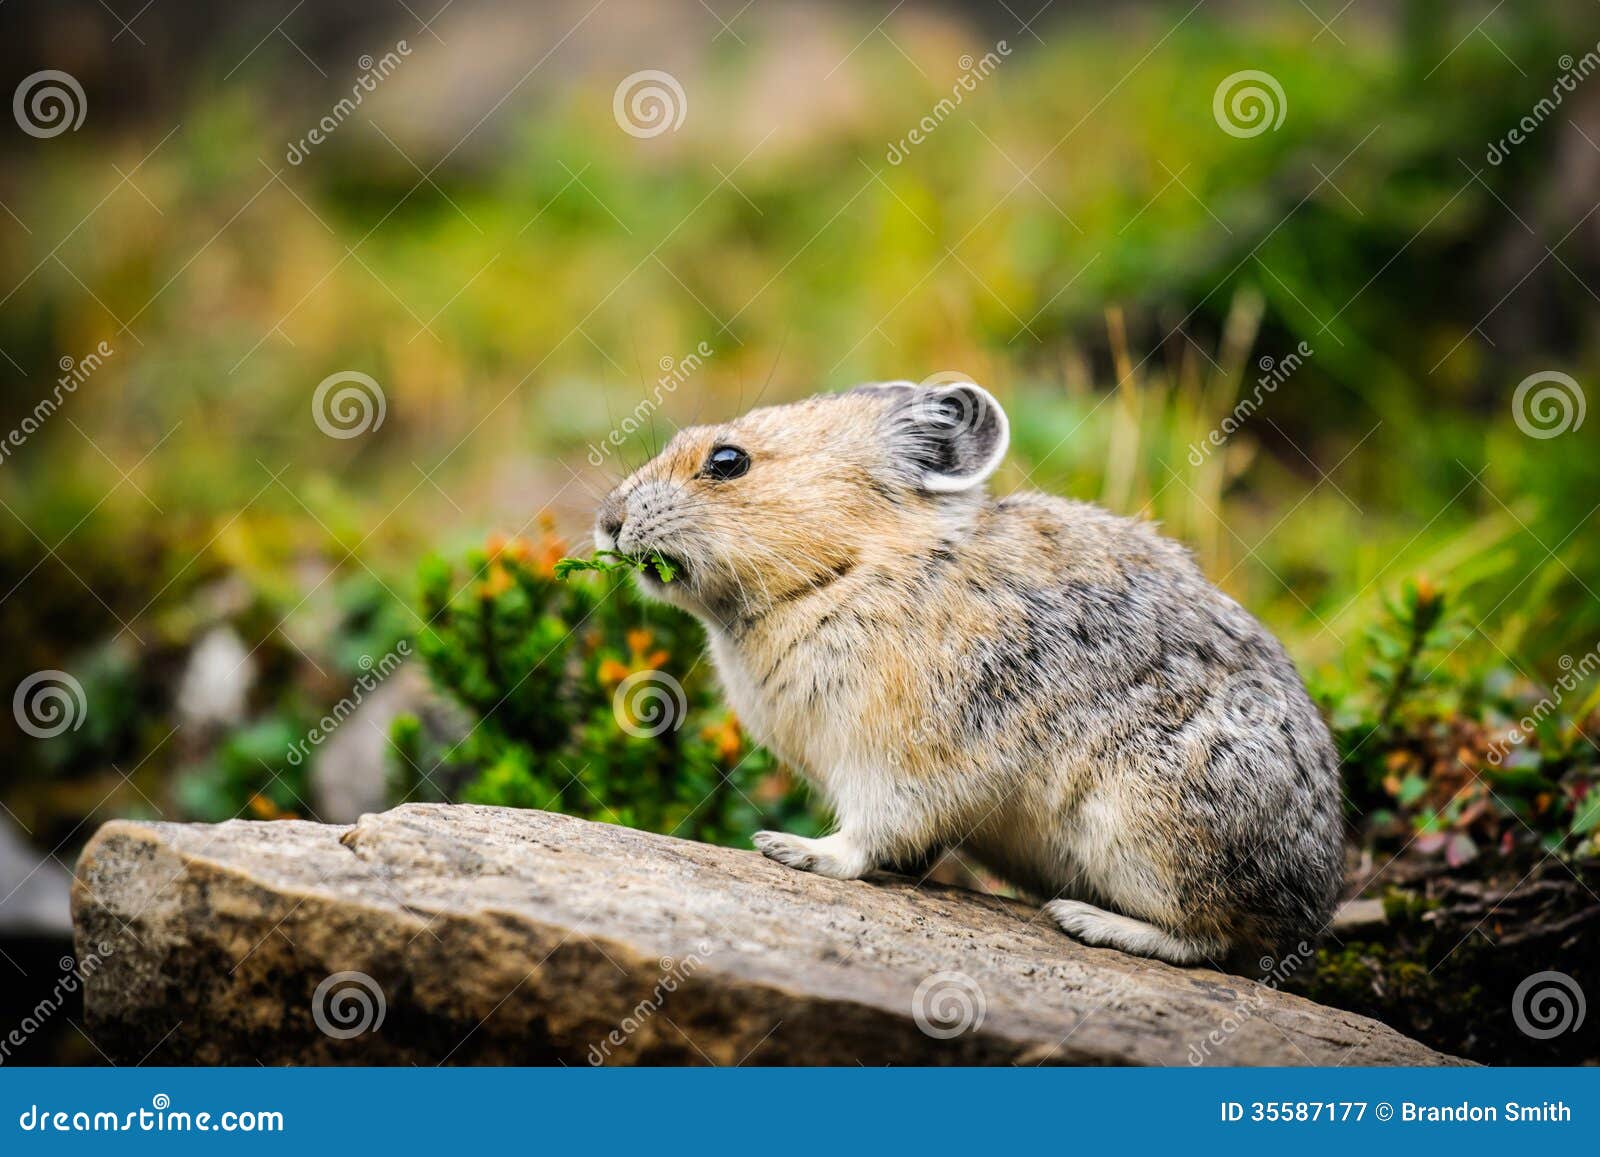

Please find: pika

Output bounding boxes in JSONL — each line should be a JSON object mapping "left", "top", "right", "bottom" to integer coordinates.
{"left": 595, "top": 382, "right": 1344, "bottom": 968}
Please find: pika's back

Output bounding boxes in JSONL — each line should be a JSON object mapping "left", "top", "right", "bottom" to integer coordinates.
{"left": 903, "top": 489, "right": 1292, "bottom": 730}
{"left": 927, "top": 491, "right": 1343, "bottom": 947}
{"left": 967, "top": 489, "right": 1197, "bottom": 587}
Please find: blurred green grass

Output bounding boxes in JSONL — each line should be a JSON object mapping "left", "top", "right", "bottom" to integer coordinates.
{"left": 1, "top": 0, "right": 1597, "bottom": 836}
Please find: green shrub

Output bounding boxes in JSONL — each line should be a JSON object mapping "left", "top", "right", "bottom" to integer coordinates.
{"left": 175, "top": 716, "right": 313, "bottom": 822}
{"left": 1320, "top": 577, "right": 1600, "bottom": 865}
{"left": 395, "top": 526, "right": 817, "bottom": 846}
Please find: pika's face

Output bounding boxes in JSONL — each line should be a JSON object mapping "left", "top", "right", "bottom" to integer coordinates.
{"left": 594, "top": 382, "right": 1008, "bottom": 624}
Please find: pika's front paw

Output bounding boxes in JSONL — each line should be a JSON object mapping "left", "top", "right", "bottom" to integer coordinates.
{"left": 752, "top": 831, "right": 869, "bottom": 880}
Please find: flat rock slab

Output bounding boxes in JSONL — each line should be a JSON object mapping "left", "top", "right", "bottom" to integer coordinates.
{"left": 73, "top": 804, "right": 1462, "bottom": 1065}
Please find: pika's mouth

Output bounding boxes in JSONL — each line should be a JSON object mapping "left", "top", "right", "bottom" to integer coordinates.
{"left": 637, "top": 550, "right": 689, "bottom": 586}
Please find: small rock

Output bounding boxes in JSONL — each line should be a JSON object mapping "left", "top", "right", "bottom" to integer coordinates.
{"left": 0, "top": 815, "right": 72, "bottom": 935}
{"left": 174, "top": 626, "right": 253, "bottom": 731}
{"left": 1330, "top": 897, "right": 1388, "bottom": 936}
{"left": 308, "top": 663, "right": 465, "bottom": 822}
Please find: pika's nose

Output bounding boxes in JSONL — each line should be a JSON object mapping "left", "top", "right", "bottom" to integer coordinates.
{"left": 597, "top": 492, "right": 627, "bottom": 546}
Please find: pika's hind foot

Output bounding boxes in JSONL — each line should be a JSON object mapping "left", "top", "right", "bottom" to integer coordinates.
{"left": 752, "top": 831, "right": 870, "bottom": 880}
{"left": 1046, "top": 899, "right": 1221, "bottom": 967}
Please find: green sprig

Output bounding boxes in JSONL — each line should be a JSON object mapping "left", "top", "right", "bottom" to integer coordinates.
{"left": 554, "top": 549, "right": 677, "bottom": 583}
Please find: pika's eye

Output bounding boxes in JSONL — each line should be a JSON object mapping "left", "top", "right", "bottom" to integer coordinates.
{"left": 703, "top": 444, "right": 750, "bottom": 481}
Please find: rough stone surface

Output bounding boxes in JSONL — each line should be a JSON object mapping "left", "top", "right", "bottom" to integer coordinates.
{"left": 73, "top": 804, "right": 1464, "bottom": 1066}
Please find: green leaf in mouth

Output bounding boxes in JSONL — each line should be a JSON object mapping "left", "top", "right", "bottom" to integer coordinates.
{"left": 554, "top": 549, "right": 677, "bottom": 583}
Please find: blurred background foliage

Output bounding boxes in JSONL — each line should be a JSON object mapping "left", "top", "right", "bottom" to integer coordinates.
{"left": 0, "top": 0, "right": 1597, "bottom": 1063}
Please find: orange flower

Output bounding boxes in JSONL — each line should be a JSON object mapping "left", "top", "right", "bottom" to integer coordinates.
{"left": 486, "top": 532, "right": 533, "bottom": 564}
{"left": 481, "top": 563, "right": 513, "bottom": 598}
{"left": 700, "top": 715, "right": 743, "bottom": 763}
{"left": 595, "top": 627, "right": 675, "bottom": 689}
{"left": 1381, "top": 749, "right": 1420, "bottom": 798}
{"left": 625, "top": 628, "right": 670, "bottom": 669}
{"left": 531, "top": 515, "right": 567, "bottom": 577}
{"left": 248, "top": 793, "right": 282, "bottom": 820}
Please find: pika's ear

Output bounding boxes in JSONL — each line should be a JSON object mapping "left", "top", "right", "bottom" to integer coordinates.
{"left": 879, "top": 381, "right": 1010, "bottom": 492}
